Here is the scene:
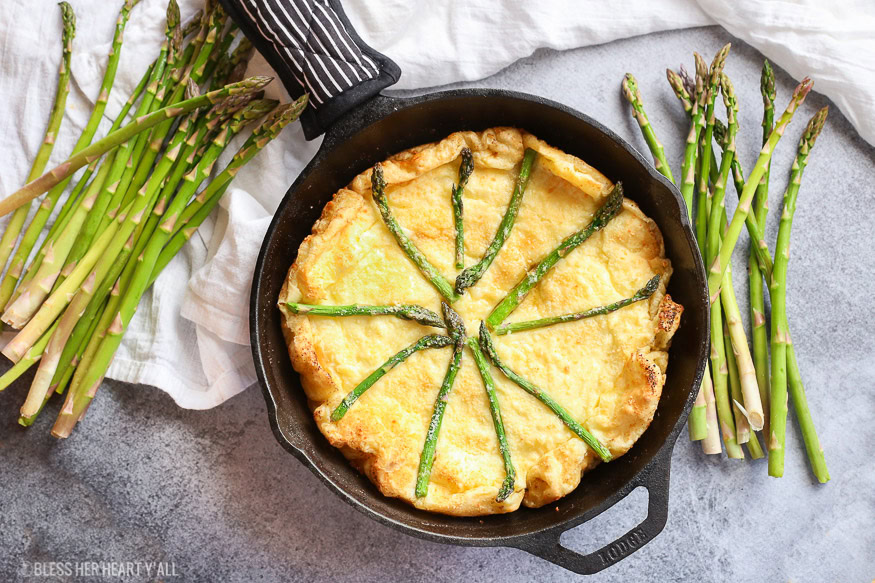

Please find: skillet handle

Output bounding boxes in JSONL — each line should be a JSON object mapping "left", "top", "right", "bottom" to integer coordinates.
{"left": 515, "top": 448, "right": 673, "bottom": 575}
{"left": 219, "top": 0, "right": 401, "bottom": 140}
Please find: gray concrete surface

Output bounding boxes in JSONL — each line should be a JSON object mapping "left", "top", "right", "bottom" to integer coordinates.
{"left": 1, "top": 26, "right": 873, "bottom": 583}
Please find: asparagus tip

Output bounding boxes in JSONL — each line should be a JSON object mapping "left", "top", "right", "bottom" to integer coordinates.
{"left": 371, "top": 163, "right": 386, "bottom": 196}
{"left": 441, "top": 302, "right": 466, "bottom": 342}
{"left": 793, "top": 77, "right": 814, "bottom": 102}
{"left": 643, "top": 274, "right": 661, "bottom": 296}
{"left": 621, "top": 73, "right": 640, "bottom": 104}
{"left": 166, "top": 0, "right": 180, "bottom": 30}
{"left": 710, "top": 43, "right": 731, "bottom": 78}
{"left": 59, "top": 2, "right": 75, "bottom": 45}
{"left": 801, "top": 106, "right": 829, "bottom": 148}
{"left": 760, "top": 59, "right": 776, "bottom": 102}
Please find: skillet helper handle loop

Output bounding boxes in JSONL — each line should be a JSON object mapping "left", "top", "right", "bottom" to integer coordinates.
{"left": 517, "top": 449, "right": 673, "bottom": 575}
{"left": 219, "top": 0, "right": 401, "bottom": 140}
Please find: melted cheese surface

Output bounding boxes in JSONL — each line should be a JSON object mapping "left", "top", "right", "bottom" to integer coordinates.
{"left": 279, "top": 128, "right": 680, "bottom": 516}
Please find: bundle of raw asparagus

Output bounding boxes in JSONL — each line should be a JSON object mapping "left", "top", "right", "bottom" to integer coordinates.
{"left": 622, "top": 45, "right": 828, "bottom": 481}
{"left": 0, "top": 0, "right": 306, "bottom": 436}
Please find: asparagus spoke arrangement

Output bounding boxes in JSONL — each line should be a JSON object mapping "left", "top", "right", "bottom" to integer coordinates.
{"left": 486, "top": 183, "right": 624, "bottom": 328}
{"left": 749, "top": 61, "right": 776, "bottom": 439}
{"left": 624, "top": 47, "right": 829, "bottom": 480}
{"left": 0, "top": 0, "right": 307, "bottom": 436}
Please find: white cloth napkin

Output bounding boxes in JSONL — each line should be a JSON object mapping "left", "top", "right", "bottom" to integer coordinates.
{"left": 2, "top": 0, "right": 873, "bottom": 408}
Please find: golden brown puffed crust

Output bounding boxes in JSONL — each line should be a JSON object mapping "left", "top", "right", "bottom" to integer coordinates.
{"left": 278, "top": 127, "right": 681, "bottom": 516}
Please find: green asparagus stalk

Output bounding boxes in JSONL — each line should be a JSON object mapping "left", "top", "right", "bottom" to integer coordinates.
{"left": 452, "top": 148, "right": 474, "bottom": 269}
{"left": 371, "top": 164, "right": 459, "bottom": 302}
{"left": 330, "top": 334, "right": 453, "bottom": 422}
{"left": 494, "top": 275, "right": 659, "bottom": 335}
{"left": 2, "top": 208, "right": 124, "bottom": 363}
{"left": 486, "top": 183, "right": 624, "bottom": 328}
{"left": 702, "top": 79, "right": 743, "bottom": 459}
{"left": 723, "top": 297, "right": 750, "bottom": 444}
{"left": 786, "top": 338, "right": 829, "bottom": 482}
{"left": 715, "top": 120, "right": 774, "bottom": 280}
{"left": 706, "top": 77, "right": 813, "bottom": 303}
{"left": 0, "top": 0, "right": 140, "bottom": 310}
{"left": 200, "top": 22, "right": 238, "bottom": 85}
{"left": 284, "top": 302, "right": 444, "bottom": 328}
{"left": 1, "top": 157, "right": 117, "bottom": 328}
{"left": 667, "top": 68, "right": 711, "bottom": 444}
{"left": 479, "top": 323, "right": 612, "bottom": 462}
{"left": 675, "top": 59, "right": 706, "bottom": 214}
{"left": 0, "top": 3, "right": 76, "bottom": 275}
{"left": 466, "top": 337, "right": 516, "bottom": 501}
{"left": 724, "top": 129, "right": 829, "bottom": 478}
{"left": 35, "top": 62, "right": 155, "bottom": 269}
{"left": 769, "top": 107, "right": 828, "bottom": 478}
{"left": 151, "top": 96, "right": 306, "bottom": 276}
{"left": 189, "top": 3, "right": 227, "bottom": 85}
{"left": 52, "top": 103, "right": 302, "bottom": 436}
{"left": 666, "top": 69, "right": 693, "bottom": 115}
{"left": 455, "top": 148, "right": 536, "bottom": 294}
{"left": 415, "top": 302, "right": 466, "bottom": 498}
{"left": 695, "top": 45, "right": 730, "bottom": 248}
{"left": 688, "top": 381, "right": 709, "bottom": 442}
{"left": 622, "top": 74, "right": 674, "bottom": 183}
{"left": 2, "top": 97, "right": 251, "bottom": 363}
{"left": 210, "top": 37, "right": 253, "bottom": 91}
{"left": 749, "top": 60, "right": 776, "bottom": 438}
{"left": 709, "top": 289, "right": 743, "bottom": 458}
{"left": 0, "top": 76, "right": 273, "bottom": 217}
{"left": 708, "top": 74, "right": 765, "bottom": 432}
{"left": 87, "top": 0, "right": 181, "bottom": 241}
{"left": 20, "top": 113, "right": 204, "bottom": 415}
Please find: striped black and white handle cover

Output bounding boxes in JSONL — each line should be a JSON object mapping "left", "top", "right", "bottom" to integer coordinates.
{"left": 220, "top": 0, "right": 401, "bottom": 139}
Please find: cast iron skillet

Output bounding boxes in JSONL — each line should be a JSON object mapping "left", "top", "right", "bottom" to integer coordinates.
{"left": 226, "top": 0, "right": 709, "bottom": 575}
